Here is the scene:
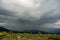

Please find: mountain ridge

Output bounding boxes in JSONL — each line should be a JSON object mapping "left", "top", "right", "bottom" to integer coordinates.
{"left": 0, "top": 27, "right": 60, "bottom": 34}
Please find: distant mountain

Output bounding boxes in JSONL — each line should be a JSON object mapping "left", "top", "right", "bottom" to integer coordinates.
{"left": 0, "top": 27, "right": 48, "bottom": 34}
{"left": 12, "top": 29, "right": 60, "bottom": 34}
{"left": 0, "top": 27, "right": 10, "bottom": 32}
{"left": 44, "top": 28, "right": 60, "bottom": 34}
{"left": 23, "top": 30, "right": 48, "bottom": 34}
{"left": 0, "top": 27, "right": 60, "bottom": 34}
{"left": 12, "top": 30, "right": 48, "bottom": 34}
{"left": 50, "top": 28, "right": 60, "bottom": 34}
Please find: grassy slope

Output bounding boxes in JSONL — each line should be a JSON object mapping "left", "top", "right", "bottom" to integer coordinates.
{"left": 0, "top": 32, "right": 60, "bottom": 40}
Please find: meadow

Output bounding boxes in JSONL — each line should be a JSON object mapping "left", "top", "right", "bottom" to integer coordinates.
{"left": 0, "top": 32, "right": 60, "bottom": 40}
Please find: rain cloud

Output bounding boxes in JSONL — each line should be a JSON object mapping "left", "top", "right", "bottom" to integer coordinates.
{"left": 0, "top": 0, "right": 60, "bottom": 32}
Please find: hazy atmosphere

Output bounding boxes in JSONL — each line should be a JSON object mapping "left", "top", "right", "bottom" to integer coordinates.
{"left": 0, "top": 0, "right": 60, "bottom": 33}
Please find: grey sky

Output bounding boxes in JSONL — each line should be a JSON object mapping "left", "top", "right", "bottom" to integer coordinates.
{"left": 0, "top": 0, "right": 60, "bottom": 32}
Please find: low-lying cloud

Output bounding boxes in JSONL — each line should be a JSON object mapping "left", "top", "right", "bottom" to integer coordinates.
{"left": 0, "top": 0, "right": 60, "bottom": 32}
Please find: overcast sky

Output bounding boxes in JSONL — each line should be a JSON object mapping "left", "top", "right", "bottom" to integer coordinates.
{"left": 0, "top": 0, "right": 60, "bottom": 32}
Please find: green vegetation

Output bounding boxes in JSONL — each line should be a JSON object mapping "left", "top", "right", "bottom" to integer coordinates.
{"left": 0, "top": 32, "right": 60, "bottom": 40}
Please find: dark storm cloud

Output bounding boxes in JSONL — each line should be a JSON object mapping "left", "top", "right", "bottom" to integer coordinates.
{"left": 0, "top": 0, "right": 60, "bottom": 32}
{"left": 38, "top": 10, "right": 60, "bottom": 25}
